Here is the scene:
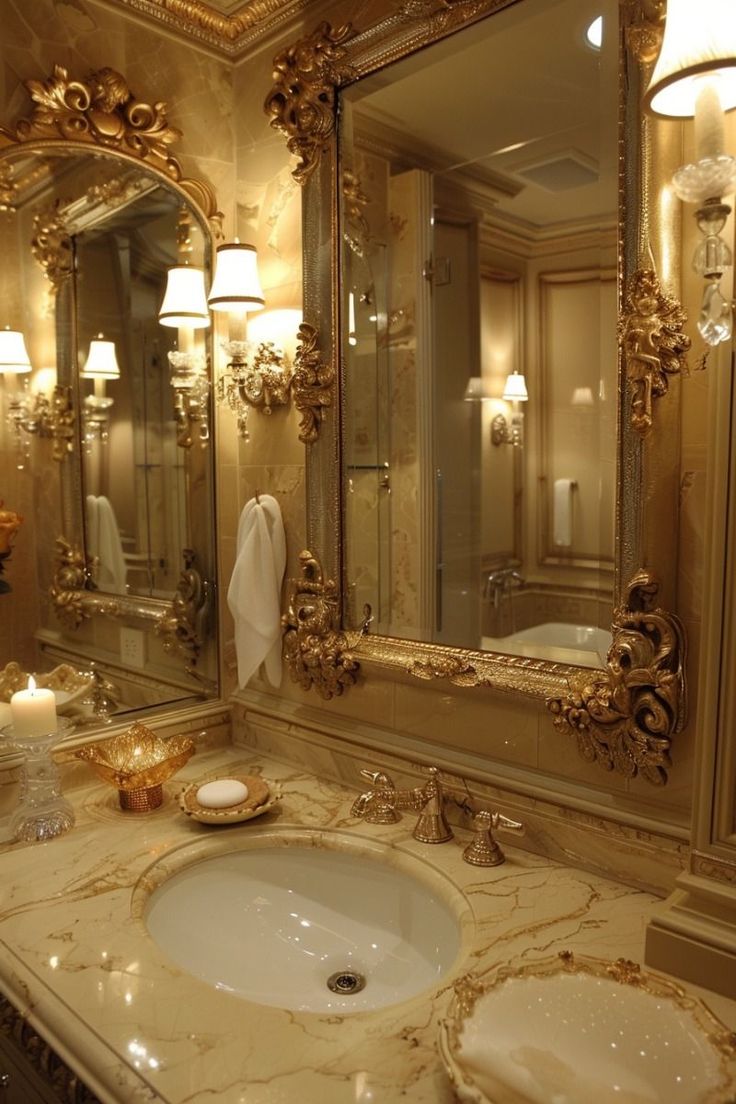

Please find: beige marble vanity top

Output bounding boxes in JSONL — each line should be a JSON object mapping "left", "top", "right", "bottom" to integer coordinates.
{"left": 0, "top": 744, "right": 734, "bottom": 1104}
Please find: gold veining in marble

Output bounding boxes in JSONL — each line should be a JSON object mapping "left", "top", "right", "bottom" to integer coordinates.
{"left": 546, "top": 569, "right": 686, "bottom": 785}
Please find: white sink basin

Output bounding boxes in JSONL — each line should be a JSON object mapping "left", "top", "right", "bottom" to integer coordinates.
{"left": 143, "top": 830, "right": 468, "bottom": 1013}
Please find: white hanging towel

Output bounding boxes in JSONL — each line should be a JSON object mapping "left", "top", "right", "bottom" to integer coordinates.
{"left": 86, "top": 495, "right": 99, "bottom": 563}
{"left": 95, "top": 495, "right": 128, "bottom": 594}
{"left": 227, "top": 494, "right": 287, "bottom": 689}
{"left": 553, "top": 478, "right": 574, "bottom": 547}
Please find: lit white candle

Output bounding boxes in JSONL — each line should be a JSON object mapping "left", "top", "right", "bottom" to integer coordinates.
{"left": 10, "top": 676, "right": 58, "bottom": 739}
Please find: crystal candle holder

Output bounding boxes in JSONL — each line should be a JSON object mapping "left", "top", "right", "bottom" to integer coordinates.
{"left": 1, "top": 718, "right": 76, "bottom": 843}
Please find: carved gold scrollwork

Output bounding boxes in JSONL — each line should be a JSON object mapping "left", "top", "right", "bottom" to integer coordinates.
{"left": 0, "top": 65, "right": 223, "bottom": 235}
{"left": 282, "top": 550, "right": 363, "bottom": 700}
{"left": 50, "top": 537, "right": 120, "bottom": 629}
{"left": 155, "top": 548, "right": 205, "bottom": 674}
{"left": 619, "top": 269, "right": 691, "bottom": 437}
{"left": 546, "top": 569, "right": 686, "bottom": 785}
{"left": 291, "top": 322, "right": 335, "bottom": 444}
{"left": 624, "top": 0, "right": 666, "bottom": 64}
{"left": 409, "top": 655, "right": 478, "bottom": 683}
{"left": 31, "top": 202, "right": 73, "bottom": 289}
{"left": 264, "top": 22, "right": 355, "bottom": 185}
{"left": 0, "top": 995, "right": 101, "bottom": 1103}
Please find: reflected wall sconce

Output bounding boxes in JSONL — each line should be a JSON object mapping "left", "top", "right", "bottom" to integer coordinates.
{"left": 492, "top": 370, "right": 528, "bottom": 447}
{"left": 158, "top": 262, "right": 211, "bottom": 449}
{"left": 81, "top": 334, "right": 119, "bottom": 445}
{"left": 1, "top": 326, "right": 74, "bottom": 469}
{"left": 463, "top": 376, "right": 489, "bottom": 402}
{"left": 645, "top": 0, "right": 736, "bottom": 345}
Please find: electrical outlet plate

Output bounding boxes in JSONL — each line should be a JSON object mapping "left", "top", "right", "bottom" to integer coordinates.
{"left": 120, "top": 626, "right": 145, "bottom": 669}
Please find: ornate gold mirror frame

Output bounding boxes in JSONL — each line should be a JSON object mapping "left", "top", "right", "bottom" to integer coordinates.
{"left": 269, "top": 1, "right": 688, "bottom": 784}
{"left": 0, "top": 64, "right": 222, "bottom": 686}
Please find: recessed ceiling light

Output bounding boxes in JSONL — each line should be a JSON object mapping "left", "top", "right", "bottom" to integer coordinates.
{"left": 586, "top": 15, "right": 603, "bottom": 50}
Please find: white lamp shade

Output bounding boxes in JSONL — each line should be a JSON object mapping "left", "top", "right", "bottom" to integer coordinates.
{"left": 207, "top": 243, "right": 265, "bottom": 313}
{"left": 502, "top": 371, "right": 529, "bottom": 402}
{"left": 0, "top": 328, "right": 31, "bottom": 373}
{"left": 572, "top": 386, "right": 595, "bottom": 406}
{"left": 81, "top": 336, "right": 120, "bottom": 379}
{"left": 645, "top": 0, "right": 736, "bottom": 117}
{"left": 159, "top": 265, "right": 210, "bottom": 328}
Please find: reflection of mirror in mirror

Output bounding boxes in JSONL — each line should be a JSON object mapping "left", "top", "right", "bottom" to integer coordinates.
{"left": 1, "top": 144, "right": 217, "bottom": 720}
{"left": 73, "top": 177, "right": 205, "bottom": 600}
{"left": 340, "top": 0, "right": 618, "bottom": 668}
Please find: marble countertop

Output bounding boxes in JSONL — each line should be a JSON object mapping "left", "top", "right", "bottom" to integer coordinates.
{"left": 0, "top": 743, "right": 734, "bottom": 1104}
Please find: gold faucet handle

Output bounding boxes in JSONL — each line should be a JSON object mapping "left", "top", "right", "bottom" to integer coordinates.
{"left": 491, "top": 811, "right": 524, "bottom": 835}
{"left": 462, "top": 809, "right": 506, "bottom": 867}
{"left": 413, "top": 766, "right": 453, "bottom": 843}
{"left": 359, "top": 767, "right": 395, "bottom": 789}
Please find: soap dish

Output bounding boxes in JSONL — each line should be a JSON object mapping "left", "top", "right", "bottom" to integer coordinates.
{"left": 178, "top": 773, "right": 280, "bottom": 824}
{"left": 439, "top": 950, "right": 736, "bottom": 1104}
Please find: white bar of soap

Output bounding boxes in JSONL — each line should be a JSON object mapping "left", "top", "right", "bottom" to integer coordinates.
{"left": 196, "top": 779, "right": 249, "bottom": 809}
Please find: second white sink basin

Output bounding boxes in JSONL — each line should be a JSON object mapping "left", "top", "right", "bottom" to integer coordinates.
{"left": 143, "top": 830, "right": 469, "bottom": 1013}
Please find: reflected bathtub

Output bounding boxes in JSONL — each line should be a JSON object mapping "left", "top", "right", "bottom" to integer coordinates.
{"left": 482, "top": 622, "right": 611, "bottom": 668}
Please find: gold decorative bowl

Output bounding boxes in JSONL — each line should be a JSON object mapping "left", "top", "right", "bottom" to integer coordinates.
{"left": 75, "top": 722, "right": 195, "bottom": 811}
{"left": 0, "top": 661, "right": 93, "bottom": 712}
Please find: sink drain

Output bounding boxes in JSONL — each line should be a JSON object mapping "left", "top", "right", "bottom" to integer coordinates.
{"left": 326, "top": 970, "right": 366, "bottom": 995}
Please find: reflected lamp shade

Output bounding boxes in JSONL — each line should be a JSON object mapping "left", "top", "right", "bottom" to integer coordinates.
{"left": 463, "top": 377, "right": 487, "bottom": 402}
{"left": 644, "top": 0, "right": 736, "bottom": 117}
{"left": 81, "top": 335, "right": 120, "bottom": 379}
{"left": 207, "top": 242, "right": 265, "bottom": 313}
{"left": 159, "top": 265, "right": 210, "bottom": 328}
{"left": 0, "top": 328, "right": 31, "bottom": 373}
{"left": 502, "top": 370, "right": 529, "bottom": 402}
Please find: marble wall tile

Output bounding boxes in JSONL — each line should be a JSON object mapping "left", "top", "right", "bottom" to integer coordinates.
{"left": 395, "top": 682, "right": 540, "bottom": 768}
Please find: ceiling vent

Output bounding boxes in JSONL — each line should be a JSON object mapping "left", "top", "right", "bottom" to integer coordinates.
{"left": 514, "top": 151, "right": 599, "bottom": 192}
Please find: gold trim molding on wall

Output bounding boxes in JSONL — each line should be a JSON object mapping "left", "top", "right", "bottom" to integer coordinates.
{"left": 547, "top": 569, "right": 686, "bottom": 785}
{"left": 104, "top": 0, "right": 309, "bottom": 57}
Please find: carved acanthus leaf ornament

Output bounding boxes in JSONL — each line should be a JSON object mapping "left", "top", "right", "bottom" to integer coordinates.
{"left": 282, "top": 550, "right": 364, "bottom": 700}
{"left": 546, "top": 570, "right": 686, "bottom": 785}
{"left": 0, "top": 65, "right": 223, "bottom": 235}
{"left": 291, "top": 323, "right": 335, "bottom": 444}
{"left": 265, "top": 22, "right": 355, "bottom": 185}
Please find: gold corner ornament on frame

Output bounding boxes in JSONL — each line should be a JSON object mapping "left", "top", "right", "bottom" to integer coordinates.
{"left": 546, "top": 569, "right": 686, "bottom": 786}
{"left": 264, "top": 22, "right": 356, "bottom": 185}
{"left": 0, "top": 64, "right": 223, "bottom": 237}
{"left": 619, "top": 268, "right": 691, "bottom": 437}
{"left": 282, "top": 550, "right": 365, "bottom": 700}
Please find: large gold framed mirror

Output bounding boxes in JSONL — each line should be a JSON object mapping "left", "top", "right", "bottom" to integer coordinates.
{"left": 0, "top": 65, "right": 221, "bottom": 729}
{"left": 270, "top": 0, "right": 688, "bottom": 784}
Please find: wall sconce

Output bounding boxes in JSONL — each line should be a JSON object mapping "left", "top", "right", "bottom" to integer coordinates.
{"left": 1, "top": 327, "right": 74, "bottom": 469}
{"left": 492, "top": 370, "right": 529, "bottom": 447}
{"left": 158, "top": 264, "right": 211, "bottom": 448}
{"left": 645, "top": 0, "right": 736, "bottom": 345}
{"left": 208, "top": 243, "right": 294, "bottom": 441}
{"left": 81, "top": 334, "right": 119, "bottom": 445}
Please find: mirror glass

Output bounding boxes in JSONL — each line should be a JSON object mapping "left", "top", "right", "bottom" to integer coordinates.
{"left": 340, "top": 0, "right": 618, "bottom": 669}
{"left": 0, "top": 146, "right": 217, "bottom": 721}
